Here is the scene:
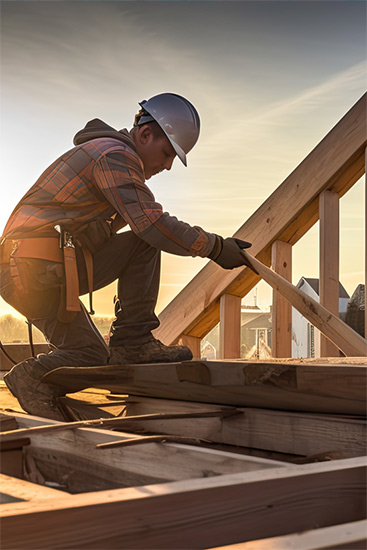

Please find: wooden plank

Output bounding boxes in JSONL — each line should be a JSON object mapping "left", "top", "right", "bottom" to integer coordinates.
{"left": 121, "top": 396, "right": 367, "bottom": 457}
{"left": 0, "top": 473, "right": 62, "bottom": 504}
{"left": 209, "top": 520, "right": 367, "bottom": 550}
{"left": 0, "top": 414, "right": 18, "bottom": 432}
{"left": 319, "top": 190, "right": 340, "bottom": 357}
{"left": 219, "top": 294, "right": 241, "bottom": 359}
{"left": 0, "top": 458, "right": 365, "bottom": 549}
{"left": 0, "top": 409, "right": 236, "bottom": 442}
{"left": 155, "top": 95, "right": 367, "bottom": 344}
{"left": 241, "top": 250, "right": 367, "bottom": 356}
{"left": 43, "top": 361, "right": 367, "bottom": 415}
{"left": 178, "top": 335, "right": 201, "bottom": 359}
{"left": 271, "top": 241, "right": 292, "bottom": 357}
{"left": 6, "top": 413, "right": 282, "bottom": 494}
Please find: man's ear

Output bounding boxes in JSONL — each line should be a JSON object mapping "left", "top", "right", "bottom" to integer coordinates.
{"left": 137, "top": 124, "right": 153, "bottom": 145}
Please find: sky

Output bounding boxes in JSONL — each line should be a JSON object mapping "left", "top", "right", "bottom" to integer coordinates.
{"left": 0, "top": 0, "right": 366, "bottom": 320}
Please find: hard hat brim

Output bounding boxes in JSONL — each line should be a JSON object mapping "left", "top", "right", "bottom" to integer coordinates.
{"left": 168, "top": 138, "right": 187, "bottom": 167}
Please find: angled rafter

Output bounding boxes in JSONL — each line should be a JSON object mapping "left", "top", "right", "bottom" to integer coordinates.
{"left": 155, "top": 94, "right": 366, "bottom": 344}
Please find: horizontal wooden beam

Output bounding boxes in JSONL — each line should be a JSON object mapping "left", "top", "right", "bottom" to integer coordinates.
{"left": 0, "top": 473, "right": 62, "bottom": 504}
{"left": 1, "top": 457, "right": 365, "bottom": 549}
{"left": 156, "top": 94, "right": 366, "bottom": 344}
{"left": 122, "top": 396, "right": 367, "bottom": 457}
{"left": 44, "top": 360, "right": 367, "bottom": 415}
{"left": 6, "top": 412, "right": 281, "bottom": 494}
{"left": 209, "top": 520, "right": 367, "bottom": 550}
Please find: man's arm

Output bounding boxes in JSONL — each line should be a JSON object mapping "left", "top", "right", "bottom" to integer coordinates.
{"left": 92, "top": 150, "right": 217, "bottom": 257}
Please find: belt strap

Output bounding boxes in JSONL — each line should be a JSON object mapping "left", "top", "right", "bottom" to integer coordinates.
{"left": 63, "top": 246, "right": 80, "bottom": 312}
{"left": 82, "top": 247, "right": 95, "bottom": 315}
{"left": 3, "top": 237, "right": 63, "bottom": 263}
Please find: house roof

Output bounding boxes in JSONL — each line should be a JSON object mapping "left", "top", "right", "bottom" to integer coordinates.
{"left": 298, "top": 277, "right": 349, "bottom": 299}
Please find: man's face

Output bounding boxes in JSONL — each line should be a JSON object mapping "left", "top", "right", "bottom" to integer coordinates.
{"left": 134, "top": 125, "right": 176, "bottom": 180}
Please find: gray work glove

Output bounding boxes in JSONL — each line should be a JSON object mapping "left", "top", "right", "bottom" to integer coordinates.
{"left": 209, "top": 236, "right": 258, "bottom": 272}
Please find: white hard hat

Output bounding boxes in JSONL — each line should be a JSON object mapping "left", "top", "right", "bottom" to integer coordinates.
{"left": 135, "top": 93, "right": 200, "bottom": 166}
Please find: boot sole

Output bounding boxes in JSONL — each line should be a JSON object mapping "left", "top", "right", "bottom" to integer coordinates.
{"left": 4, "top": 370, "right": 65, "bottom": 422}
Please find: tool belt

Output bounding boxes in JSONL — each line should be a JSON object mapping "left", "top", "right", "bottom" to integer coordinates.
{"left": 0, "top": 233, "right": 94, "bottom": 314}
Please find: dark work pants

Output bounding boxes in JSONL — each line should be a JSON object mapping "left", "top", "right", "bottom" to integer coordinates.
{"left": 0, "top": 231, "right": 161, "bottom": 373}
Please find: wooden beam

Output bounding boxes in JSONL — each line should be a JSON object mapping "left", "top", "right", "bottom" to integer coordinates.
{"left": 209, "top": 520, "right": 367, "bottom": 550}
{"left": 1, "top": 458, "right": 365, "bottom": 549}
{"left": 319, "top": 190, "right": 340, "bottom": 357}
{"left": 122, "top": 396, "right": 367, "bottom": 458}
{"left": 271, "top": 241, "right": 292, "bottom": 358}
{"left": 219, "top": 294, "right": 241, "bottom": 359}
{"left": 7, "top": 413, "right": 282, "bottom": 494}
{"left": 178, "top": 335, "right": 201, "bottom": 359}
{"left": 0, "top": 473, "right": 62, "bottom": 504}
{"left": 241, "top": 250, "right": 366, "bottom": 356}
{"left": 0, "top": 410, "right": 236, "bottom": 443}
{"left": 43, "top": 360, "right": 367, "bottom": 415}
{"left": 365, "top": 146, "right": 367, "bottom": 339}
{"left": 155, "top": 95, "right": 367, "bottom": 344}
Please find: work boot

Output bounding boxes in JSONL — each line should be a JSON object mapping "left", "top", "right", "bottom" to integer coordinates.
{"left": 4, "top": 358, "right": 66, "bottom": 422}
{"left": 109, "top": 337, "right": 193, "bottom": 364}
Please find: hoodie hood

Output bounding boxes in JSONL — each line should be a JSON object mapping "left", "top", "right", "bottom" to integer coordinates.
{"left": 73, "top": 119, "right": 136, "bottom": 151}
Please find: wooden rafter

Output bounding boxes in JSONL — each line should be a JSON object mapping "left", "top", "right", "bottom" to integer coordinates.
{"left": 155, "top": 94, "right": 366, "bottom": 344}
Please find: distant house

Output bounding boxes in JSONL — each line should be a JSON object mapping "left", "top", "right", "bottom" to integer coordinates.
{"left": 240, "top": 307, "right": 272, "bottom": 359}
{"left": 345, "top": 284, "right": 365, "bottom": 337}
{"left": 201, "top": 305, "right": 272, "bottom": 360}
{"left": 292, "top": 277, "right": 349, "bottom": 358}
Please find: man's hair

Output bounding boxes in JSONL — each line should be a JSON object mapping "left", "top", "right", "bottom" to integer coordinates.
{"left": 131, "top": 121, "right": 166, "bottom": 140}
{"left": 133, "top": 109, "right": 166, "bottom": 140}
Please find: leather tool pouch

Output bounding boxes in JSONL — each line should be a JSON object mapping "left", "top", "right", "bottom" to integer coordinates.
{"left": 1, "top": 235, "right": 82, "bottom": 321}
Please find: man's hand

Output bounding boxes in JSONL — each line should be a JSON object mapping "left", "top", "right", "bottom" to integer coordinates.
{"left": 209, "top": 237, "right": 258, "bottom": 272}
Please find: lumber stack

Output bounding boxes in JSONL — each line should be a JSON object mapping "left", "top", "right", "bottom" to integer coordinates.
{"left": 42, "top": 357, "right": 367, "bottom": 463}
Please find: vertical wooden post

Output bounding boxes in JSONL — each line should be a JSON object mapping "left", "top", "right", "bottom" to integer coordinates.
{"left": 219, "top": 294, "right": 241, "bottom": 359}
{"left": 178, "top": 335, "right": 201, "bottom": 360}
{"left": 271, "top": 240, "right": 292, "bottom": 358}
{"left": 365, "top": 147, "right": 367, "bottom": 339}
{"left": 319, "top": 190, "right": 340, "bottom": 357}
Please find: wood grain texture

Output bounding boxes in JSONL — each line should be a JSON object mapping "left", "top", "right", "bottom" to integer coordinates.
{"left": 319, "top": 190, "right": 340, "bottom": 357}
{"left": 121, "top": 396, "right": 367, "bottom": 457}
{"left": 241, "top": 250, "right": 367, "bottom": 356}
{"left": 0, "top": 473, "right": 62, "bottom": 504}
{"left": 0, "top": 409, "right": 235, "bottom": 442}
{"left": 209, "top": 520, "right": 367, "bottom": 550}
{"left": 155, "top": 95, "right": 367, "bottom": 344}
{"left": 3, "top": 413, "right": 282, "bottom": 494}
{"left": 43, "top": 361, "right": 367, "bottom": 415}
{"left": 365, "top": 147, "right": 367, "bottom": 339}
{"left": 219, "top": 294, "right": 241, "bottom": 359}
{"left": 271, "top": 241, "right": 292, "bottom": 358}
{"left": 1, "top": 458, "right": 365, "bottom": 549}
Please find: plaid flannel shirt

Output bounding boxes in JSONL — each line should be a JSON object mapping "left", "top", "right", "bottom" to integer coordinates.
{"left": 2, "top": 128, "right": 216, "bottom": 258}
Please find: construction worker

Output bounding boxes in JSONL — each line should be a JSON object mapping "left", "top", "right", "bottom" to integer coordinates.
{"left": 0, "top": 92, "right": 252, "bottom": 420}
